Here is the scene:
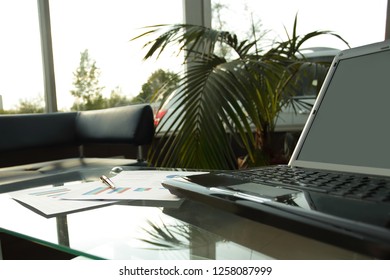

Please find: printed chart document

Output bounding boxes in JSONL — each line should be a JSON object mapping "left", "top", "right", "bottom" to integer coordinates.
{"left": 61, "top": 170, "right": 204, "bottom": 201}
{"left": 8, "top": 170, "right": 206, "bottom": 217}
{"left": 9, "top": 184, "right": 115, "bottom": 218}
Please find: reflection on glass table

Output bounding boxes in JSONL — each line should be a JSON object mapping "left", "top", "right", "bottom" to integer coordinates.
{"left": 68, "top": 204, "right": 271, "bottom": 260}
{"left": 0, "top": 167, "right": 373, "bottom": 260}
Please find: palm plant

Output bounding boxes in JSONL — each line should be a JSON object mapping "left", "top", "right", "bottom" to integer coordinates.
{"left": 133, "top": 16, "right": 349, "bottom": 170}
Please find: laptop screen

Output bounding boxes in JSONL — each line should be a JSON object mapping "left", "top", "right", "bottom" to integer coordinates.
{"left": 295, "top": 48, "right": 390, "bottom": 171}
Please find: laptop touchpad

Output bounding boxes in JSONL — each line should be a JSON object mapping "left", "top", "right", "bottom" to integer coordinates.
{"left": 229, "top": 183, "right": 299, "bottom": 199}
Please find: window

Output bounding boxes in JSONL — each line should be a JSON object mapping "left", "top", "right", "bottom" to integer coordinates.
{"left": 1, "top": 0, "right": 388, "bottom": 112}
{"left": 0, "top": 1, "right": 44, "bottom": 112}
{"left": 49, "top": 0, "right": 183, "bottom": 111}
{"left": 0, "top": 0, "right": 184, "bottom": 113}
{"left": 211, "top": 0, "right": 387, "bottom": 49}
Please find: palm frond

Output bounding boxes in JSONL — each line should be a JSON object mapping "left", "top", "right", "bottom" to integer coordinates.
{"left": 271, "top": 14, "right": 350, "bottom": 59}
{"left": 149, "top": 55, "right": 261, "bottom": 169}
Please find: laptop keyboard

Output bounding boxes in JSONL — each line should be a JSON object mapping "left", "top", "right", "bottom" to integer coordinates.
{"left": 218, "top": 166, "right": 390, "bottom": 203}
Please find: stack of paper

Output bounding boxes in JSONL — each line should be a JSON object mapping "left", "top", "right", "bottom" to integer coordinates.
{"left": 8, "top": 170, "right": 206, "bottom": 217}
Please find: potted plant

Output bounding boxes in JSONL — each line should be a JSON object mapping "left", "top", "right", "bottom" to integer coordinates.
{"left": 133, "top": 16, "right": 349, "bottom": 169}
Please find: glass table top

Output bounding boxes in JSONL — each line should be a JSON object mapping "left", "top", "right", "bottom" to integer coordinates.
{"left": 0, "top": 167, "right": 372, "bottom": 260}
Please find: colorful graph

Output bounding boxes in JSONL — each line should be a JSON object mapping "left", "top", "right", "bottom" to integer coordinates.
{"left": 82, "top": 186, "right": 152, "bottom": 196}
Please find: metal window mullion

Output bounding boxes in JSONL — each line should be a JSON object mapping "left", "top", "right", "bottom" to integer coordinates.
{"left": 37, "top": 0, "right": 57, "bottom": 113}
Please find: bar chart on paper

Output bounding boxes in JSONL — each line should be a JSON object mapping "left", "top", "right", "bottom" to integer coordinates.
{"left": 61, "top": 170, "right": 207, "bottom": 201}
{"left": 29, "top": 188, "right": 71, "bottom": 197}
{"left": 9, "top": 185, "right": 115, "bottom": 217}
{"left": 82, "top": 186, "right": 154, "bottom": 196}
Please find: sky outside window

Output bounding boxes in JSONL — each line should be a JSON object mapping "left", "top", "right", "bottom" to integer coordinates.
{"left": 0, "top": 0, "right": 44, "bottom": 111}
{"left": 212, "top": 0, "right": 387, "bottom": 49}
{"left": 49, "top": 0, "right": 184, "bottom": 111}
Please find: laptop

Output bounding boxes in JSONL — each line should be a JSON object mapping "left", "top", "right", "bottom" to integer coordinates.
{"left": 162, "top": 40, "right": 390, "bottom": 258}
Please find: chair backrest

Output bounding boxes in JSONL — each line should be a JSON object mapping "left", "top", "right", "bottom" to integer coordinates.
{"left": 76, "top": 104, "right": 154, "bottom": 146}
{"left": 76, "top": 104, "right": 155, "bottom": 161}
{"left": 0, "top": 112, "right": 78, "bottom": 152}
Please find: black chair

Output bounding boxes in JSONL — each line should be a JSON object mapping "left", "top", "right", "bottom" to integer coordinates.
{"left": 0, "top": 104, "right": 154, "bottom": 185}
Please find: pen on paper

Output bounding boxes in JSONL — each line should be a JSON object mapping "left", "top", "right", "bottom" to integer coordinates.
{"left": 100, "top": 175, "right": 116, "bottom": 189}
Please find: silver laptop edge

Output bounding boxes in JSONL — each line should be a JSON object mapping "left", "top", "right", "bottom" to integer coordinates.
{"left": 290, "top": 40, "right": 390, "bottom": 177}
